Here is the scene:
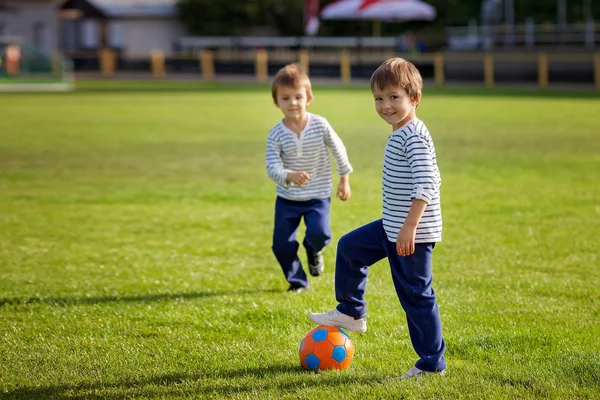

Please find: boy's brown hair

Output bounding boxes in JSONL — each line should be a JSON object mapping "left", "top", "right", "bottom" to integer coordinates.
{"left": 370, "top": 58, "right": 422, "bottom": 100}
{"left": 271, "top": 64, "right": 313, "bottom": 104}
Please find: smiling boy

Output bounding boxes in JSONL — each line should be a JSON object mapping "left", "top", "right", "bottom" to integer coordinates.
{"left": 265, "top": 64, "right": 353, "bottom": 293}
{"left": 308, "top": 58, "right": 446, "bottom": 379}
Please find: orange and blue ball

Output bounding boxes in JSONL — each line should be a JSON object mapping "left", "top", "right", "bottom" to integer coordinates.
{"left": 299, "top": 325, "right": 354, "bottom": 370}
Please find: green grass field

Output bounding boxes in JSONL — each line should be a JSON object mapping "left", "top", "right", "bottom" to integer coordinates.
{"left": 1, "top": 80, "right": 599, "bottom": 399}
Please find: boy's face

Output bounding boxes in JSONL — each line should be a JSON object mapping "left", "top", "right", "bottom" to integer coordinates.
{"left": 275, "top": 85, "right": 312, "bottom": 120}
{"left": 372, "top": 84, "right": 421, "bottom": 131}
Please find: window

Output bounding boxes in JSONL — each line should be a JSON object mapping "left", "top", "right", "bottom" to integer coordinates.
{"left": 62, "top": 20, "right": 78, "bottom": 51}
{"left": 108, "top": 21, "right": 124, "bottom": 49}
{"left": 81, "top": 19, "right": 99, "bottom": 49}
{"left": 33, "top": 21, "right": 47, "bottom": 51}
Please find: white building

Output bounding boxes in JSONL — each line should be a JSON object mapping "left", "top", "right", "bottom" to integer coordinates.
{"left": 0, "top": 0, "right": 60, "bottom": 53}
{"left": 60, "top": 0, "right": 186, "bottom": 56}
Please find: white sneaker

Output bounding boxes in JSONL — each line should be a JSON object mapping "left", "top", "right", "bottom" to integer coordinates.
{"left": 308, "top": 309, "right": 367, "bottom": 332}
{"left": 398, "top": 365, "right": 446, "bottom": 380}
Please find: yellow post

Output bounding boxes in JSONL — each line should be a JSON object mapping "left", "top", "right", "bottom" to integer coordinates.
{"left": 434, "top": 53, "right": 445, "bottom": 87}
{"left": 151, "top": 50, "right": 166, "bottom": 79}
{"left": 299, "top": 50, "right": 309, "bottom": 75}
{"left": 199, "top": 50, "right": 215, "bottom": 81}
{"left": 52, "top": 52, "right": 63, "bottom": 77}
{"left": 372, "top": 20, "right": 382, "bottom": 37}
{"left": 538, "top": 53, "right": 549, "bottom": 89}
{"left": 340, "top": 49, "right": 351, "bottom": 83}
{"left": 595, "top": 53, "right": 600, "bottom": 90}
{"left": 99, "top": 48, "right": 116, "bottom": 78}
{"left": 483, "top": 53, "right": 494, "bottom": 88}
{"left": 255, "top": 49, "right": 269, "bottom": 83}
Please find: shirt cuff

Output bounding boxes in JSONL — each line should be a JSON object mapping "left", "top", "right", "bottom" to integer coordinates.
{"left": 411, "top": 185, "right": 433, "bottom": 203}
{"left": 338, "top": 166, "right": 353, "bottom": 177}
{"left": 280, "top": 170, "right": 292, "bottom": 187}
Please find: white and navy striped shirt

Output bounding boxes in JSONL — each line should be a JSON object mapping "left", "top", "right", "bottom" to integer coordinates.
{"left": 382, "top": 118, "right": 442, "bottom": 243}
{"left": 266, "top": 113, "right": 353, "bottom": 201}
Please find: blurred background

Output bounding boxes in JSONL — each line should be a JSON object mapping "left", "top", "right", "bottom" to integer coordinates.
{"left": 1, "top": 4, "right": 600, "bottom": 398}
{"left": 1, "top": 0, "right": 600, "bottom": 89}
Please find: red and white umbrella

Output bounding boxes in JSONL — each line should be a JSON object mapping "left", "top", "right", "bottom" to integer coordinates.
{"left": 321, "top": 0, "right": 436, "bottom": 22}
{"left": 305, "top": 0, "right": 321, "bottom": 36}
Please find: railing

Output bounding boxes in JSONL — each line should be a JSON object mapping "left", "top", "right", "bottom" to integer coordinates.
{"left": 179, "top": 36, "right": 403, "bottom": 51}
{"left": 86, "top": 48, "right": 600, "bottom": 89}
{"left": 179, "top": 28, "right": 600, "bottom": 53}
{"left": 446, "top": 21, "right": 599, "bottom": 50}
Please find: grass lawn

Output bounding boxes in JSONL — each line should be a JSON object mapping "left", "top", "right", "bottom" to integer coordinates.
{"left": 1, "top": 80, "right": 599, "bottom": 399}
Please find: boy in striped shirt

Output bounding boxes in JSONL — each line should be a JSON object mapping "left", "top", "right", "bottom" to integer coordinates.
{"left": 266, "top": 64, "right": 353, "bottom": 293}
{"left": 309, "top": 58, "right": 446, "bottom": 379}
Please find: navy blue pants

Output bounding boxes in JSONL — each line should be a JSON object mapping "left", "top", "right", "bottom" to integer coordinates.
{"left": 335, "top": 219, "right": 446, "bottom": 372}
{"left": 272, "top": 197, "right": 332, "bottom": 288}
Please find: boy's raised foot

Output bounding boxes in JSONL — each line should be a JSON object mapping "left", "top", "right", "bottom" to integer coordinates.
{"left": 396, "top": 366, "right": 446, "bottom": 380}
{"left": 308, "top": 309, "right": 367, "bottom": 332}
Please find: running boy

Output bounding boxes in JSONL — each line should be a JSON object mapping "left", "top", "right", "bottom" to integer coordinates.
{"left": 308, "top": 58, "right": 446, "bottom": 379}
{"left": 266, "top": 64, "right": 353, "bottom": 293}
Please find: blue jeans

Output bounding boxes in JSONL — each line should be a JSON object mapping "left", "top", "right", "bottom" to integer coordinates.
{"left": 272, "top": 197, "right": 331, "bottom": 288}
{"left": 335, "top": 219, "right": 446, "bottom": 372}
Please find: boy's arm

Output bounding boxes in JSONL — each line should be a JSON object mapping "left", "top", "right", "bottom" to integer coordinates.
{"left": 396, "top": 131, "right": 440, "bottom": 256}
{"left": 265, "top": 135, "right": 292, "bottom": 187}
{"left": 324, "top": 123, "right": 353, "bottom": 178}
{"left": 396, "top": 199, "right": 427, "bottom": 256}
{"left": 405, "top": 133, "right": 439, "bottom": 204}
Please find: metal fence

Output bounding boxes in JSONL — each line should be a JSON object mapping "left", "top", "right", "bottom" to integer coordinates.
{"left": 82, "top": 48, "right": 600, "bottom": 89}
{"left": 446, "top": 21, "right": 599, "bottom": 50}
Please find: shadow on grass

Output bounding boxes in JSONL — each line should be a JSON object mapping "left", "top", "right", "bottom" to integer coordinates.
{"left": 76, "top": 80, "right": 270, "bottom": 94}
{"left": 0, "top": 288, "right": 279, "bottom": 308}
{"left": 2, "top": 364, "right": 382, "bottom": 400}
{"left": 14, "top": 79, "right": 596, "bottom": 99}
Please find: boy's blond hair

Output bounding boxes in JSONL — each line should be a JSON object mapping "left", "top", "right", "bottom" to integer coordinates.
{"left": 370, "top": 58, "right": 422, "bottom": 100}
{"left": 271, "top": 64, "right": 313, "bottom": 104}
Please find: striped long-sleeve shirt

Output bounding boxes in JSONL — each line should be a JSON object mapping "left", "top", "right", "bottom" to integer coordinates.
{"left": 266, "top": 113, "right": 353, "bottom": 201}
{"left": 382, "top": 118, "right": 442, "bottom": 243}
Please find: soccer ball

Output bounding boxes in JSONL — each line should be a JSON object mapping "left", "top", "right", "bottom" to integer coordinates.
{"left": 299, "top": 325, "right": 354, "bottom": 370}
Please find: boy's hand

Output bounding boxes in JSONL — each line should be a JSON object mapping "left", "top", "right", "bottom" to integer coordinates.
{"left": 286, "top": 171, "right": 312, "bottom": 186}
{"left": 336, "top": 176, "right": 351, "bottom": 201}
{"left": 396, "top": 224, "right": 416, "bottom": 256}
{"left": 397, "top": 199, "right": 427, "bottom": 256}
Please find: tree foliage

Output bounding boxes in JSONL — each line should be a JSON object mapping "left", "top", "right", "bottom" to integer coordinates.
{"left": 177, "top": 0, "right": 600, "bottom": 36}
{"left": 177, "top": 0, "right": 305, "bottom": 36}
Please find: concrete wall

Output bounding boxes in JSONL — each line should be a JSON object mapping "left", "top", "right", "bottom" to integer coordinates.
{"left": 0, "top": 1, "right": 58, "bottom": 53}
{"left": 112, "top": 17, "right": 184, "bottom": 57}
